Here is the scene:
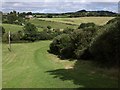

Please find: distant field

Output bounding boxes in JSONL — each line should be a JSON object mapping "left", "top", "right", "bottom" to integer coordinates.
{"left": 39, "top": 17, "right": 115, "bottom": 26}
{"left": 2, "top": 24, "right": 23, "bottom": 33}
{"left": 2, "top": 24, "right": 44, "bottom": 32}
{"left": 3, "top": 41, "right": 118, "bottom": 88}
{"left": 29, "top": 19, "right": 78, "bottom": 29}
{"left": 2, "top": 17, "right": 114, "bottom": 33}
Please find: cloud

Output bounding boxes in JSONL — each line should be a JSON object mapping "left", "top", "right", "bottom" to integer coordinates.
{"left": 2, "top": 2, "right": 118, "bottom": 13}
{"left": 3, "top": 0, "right": 120, "bottom": 2}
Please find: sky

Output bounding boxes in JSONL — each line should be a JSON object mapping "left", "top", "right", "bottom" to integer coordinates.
{"left": 1, "top": 0, "right": 120, "bottom": 13}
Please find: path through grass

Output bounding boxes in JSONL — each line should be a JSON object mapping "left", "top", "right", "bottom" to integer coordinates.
{"left": 2, "top": 41, "right": 118, "bottom": 88}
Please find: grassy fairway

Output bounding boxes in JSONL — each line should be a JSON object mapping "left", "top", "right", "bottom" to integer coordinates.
{"left": 2, "top": 24, "right": 23, "bottom": 32}
{"left": 39, "top": 17, "right": 114, "bottom": 26}
{"left": 2, "top": 41, "right": 118, "bottom": 88}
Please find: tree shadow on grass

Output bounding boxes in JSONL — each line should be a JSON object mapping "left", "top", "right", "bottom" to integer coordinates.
{"left": 46, "top": 60, "right": 118, "bottom": 88}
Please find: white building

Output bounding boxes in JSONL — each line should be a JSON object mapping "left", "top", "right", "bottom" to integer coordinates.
{"left": 25, "top": 15, "right": 33, "bottom": 19}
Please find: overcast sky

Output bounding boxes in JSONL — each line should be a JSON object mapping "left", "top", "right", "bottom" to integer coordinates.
{"left": 1, "top": 0, "right": 119, "bottom": 13}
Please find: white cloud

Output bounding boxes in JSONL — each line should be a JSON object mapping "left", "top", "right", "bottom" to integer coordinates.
{"left": 2, "top": 1, "right": 118, "bottom": 13}
{"left": 2, "top": 0, "right": 120, "bottom": 2}
{"left": 12, "top": 3, "right": 23, "bottom": 7}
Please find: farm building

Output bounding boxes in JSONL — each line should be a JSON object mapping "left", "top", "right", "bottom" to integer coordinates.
{"left": 25, "top": 15, "right": 33, "bottom": 19}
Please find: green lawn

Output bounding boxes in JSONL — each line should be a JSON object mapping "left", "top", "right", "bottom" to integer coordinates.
{"left": 39, "top": 17, "right": 115, "bottom": 26}
{"left": 2, "top": 41, "right": 118, "bottom": 88}
{"left": 2, "top": 24, "right": 23, "bottom": 33}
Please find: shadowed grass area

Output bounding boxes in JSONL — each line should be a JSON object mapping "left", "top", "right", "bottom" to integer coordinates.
{"left": 46, "top": 60, "right": 118, "bottom": 88}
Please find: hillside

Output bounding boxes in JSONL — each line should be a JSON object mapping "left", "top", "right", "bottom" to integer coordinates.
{"left": 39, "top": 17, "right": 114, "bottom": 26}
{"left": 2, "top": 24, "right": 23, "bottom": 33}
{"left": 29, "top": 19, "right": 78, "bottom": 29}
{"left": 35, "top": 10, "right": 118, "bottom": 18}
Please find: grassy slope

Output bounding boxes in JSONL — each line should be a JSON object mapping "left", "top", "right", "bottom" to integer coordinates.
{"left": 1, "top": 17, "right": 114, "bottom": 33}
{"left": 29, "top": 19, "right": 78, "bottom": 29}
{"left": 2, "top": 41, "right": 118, "bottom": 88}
{"left": 2, "top": 24, "right": 23, "bottom": 33}
{"left": 39, "top": 17, "right": 114, "bottom": 26}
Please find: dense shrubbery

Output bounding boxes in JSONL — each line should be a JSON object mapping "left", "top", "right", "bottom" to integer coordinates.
{"left": 49, "top": 18, "right": 119, "bottom": 67}
{"left": 2, "top": 23, "right": 63, "bottom": 42}
{"left": 2, "top": 11, "right": 25, "bottom": 25}
{"left": 89, "top": 18, "right": 120, "bottom": 66}
{"left": 22, "top": 23, "right": 38, "bottom": 41}
{"left": 49, "top": 34, "right": 74, "bottom": 58}
{"left": 78, "top": 23, "right": 96, "bottom": 29}
{"left": 49, "top": 23, "right": 98, "bottom": 59}
{"left": 2, "top": 30, "right": 23, "bottom": 42}
{"left": 63, "top": 28, "right": 74, "bottom": 34}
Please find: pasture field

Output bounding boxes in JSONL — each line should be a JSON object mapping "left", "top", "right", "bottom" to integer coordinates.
{"left": 38, "top": 17, "right": 115, "bottom": 26}
{"left": 29, "top": 18, "right": 78, "bottom": 29}
{"left": 2, "top": 17, "right": 114, "bottom": 33}
{"left": 2, "top": 41, "right": 118, "bottom": 88}
{"left": 1, "top": 24, "right": 23, "bottom": 33}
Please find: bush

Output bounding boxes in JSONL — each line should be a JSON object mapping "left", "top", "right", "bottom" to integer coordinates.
{"left": 78, "top": 23, "right": 96, "bottom": 29}
{"left": 71, "top": 29, "right": 96, "bottom": 59}
{"left": 23, "top": 23, "right": 38, "bottom": 41}
{"left": 49, "top": 27, "right": 97, "bottom": 59}
{"left": 49, "top": 34, "right": 74, "bottom": 58}
{"left": 106, "top": 17, "right": 118, "bottom": 24}
{"left": 47, "top": 26, "right": 52, "bottom": 29}
{"left": 63, "top": 28, "right": 74, "bottom": 34}
{"left": 89, "top": 18, "right": 120, "bottom": 66}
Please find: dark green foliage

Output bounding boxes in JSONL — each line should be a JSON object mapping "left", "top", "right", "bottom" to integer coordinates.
{"left": 47, "top": 14, "right": 53, "bottom": 18}
{"left": 2, "top": 30, "right": 24, "bottom": 42}
{"left": 63, "top": 28, "right": 74, "bottom": 34}
{"left": 49, "top": 34, "right": 74, "bottom": 58}
{"left": 78, "top": 23, "right": 96, "bottom": 29}
{"left": 106, "top": 18, "right": 118, "bottom": 24}
{"left": 89, "top": 18, "right": 120, "bottom": 66}
{"left": 0, "top": 26, "right": 5, "bottom": 35}
{"left": 18, "top": 12, "right": 26, "bottom": 18}
{"left": 49, "top": 27, "right": 97, "bottom": 59}
{"left": 71, "top": 29, "right": 96, "bottom": 59}
{"left": 23, "top": 23, "right": 38, "bottom": 41}
{"left": 7, "top": 11, "right": 17, "bottom": 24}
{"left": 49, "top": 17, "right": 119, "bottom": 67}
{"left": 47, "top": 25, "right": 52, "bottom": 29}
{"left": 2, "top": 11, "right": 25, "bottom": 25}
{"left": 26, "top": 12, "right": 32, "bottom": 15}
{"left": 37, "top": 28, "right": 62, "bottom": 40}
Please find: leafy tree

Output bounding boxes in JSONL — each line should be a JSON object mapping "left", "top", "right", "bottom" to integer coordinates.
{"left": 49, "top": 34, "right": 72, "bottom": 56}
{"left": 89, "top": 18, "right": 120, "bottom": 66}
{"left": 7, "top": 11, "right": 17, "bottom": 24}
{"left": 26, "top": 12, "right": 32, "bottom": 15}
{"left": 18, "top": 12, "right": 26, "bottom": 18}
{"left": 23, "top": 23, "right": 38, "bottom": 41}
